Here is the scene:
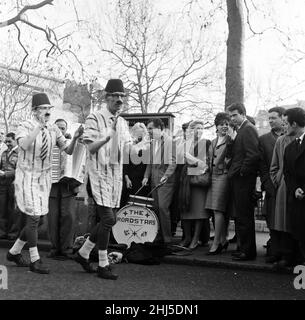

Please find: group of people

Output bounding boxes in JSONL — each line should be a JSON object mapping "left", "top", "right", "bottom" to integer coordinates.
{"left": 120, "top": 102, "right": 305, "bottom": 267}
{"left": 2, "top": 77, "right": 305, "bottom": 281}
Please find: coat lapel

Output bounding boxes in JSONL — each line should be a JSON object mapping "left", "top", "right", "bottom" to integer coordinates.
{"left": 296, "top": 137, "right": 305, "bottom": 160}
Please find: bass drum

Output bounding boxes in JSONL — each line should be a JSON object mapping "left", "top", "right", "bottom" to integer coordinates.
{"left": 113, "top": 204, "right": 159, "bottom": 247}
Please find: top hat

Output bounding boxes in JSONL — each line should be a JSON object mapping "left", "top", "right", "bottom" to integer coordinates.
{"left": 104, "top": 79, "right": 125, "bottom": 93}
{"left": 32, "top": 92, "right": 53, "bottom": 109}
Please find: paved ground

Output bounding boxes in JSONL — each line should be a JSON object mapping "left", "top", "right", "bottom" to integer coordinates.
{"left": 164, "top": 231, "right": 276, "bottom": 272}
{"left": 0, "top": 248, "right": 304, "bottom": 300}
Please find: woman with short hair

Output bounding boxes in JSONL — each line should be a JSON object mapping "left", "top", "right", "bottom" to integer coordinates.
{"left": 121, "top": 122, "right": 150, "bottom": 207}
{"left": 205, "top": 112, "right": 233, "bottom": 255}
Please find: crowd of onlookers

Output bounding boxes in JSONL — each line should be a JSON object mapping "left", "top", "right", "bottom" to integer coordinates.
{"left": 120, "top": 102, "right": 305, "bottom": 268}
{"left": 1, "top": 101, "right": 305, "bottom": 270}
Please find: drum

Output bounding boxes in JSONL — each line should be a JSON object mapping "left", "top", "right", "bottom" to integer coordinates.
{"left": 128, "top": 195, "right": 154, "bottom": 208}
{"left": 113, "top": 203, "right": 159, "bottom": 247}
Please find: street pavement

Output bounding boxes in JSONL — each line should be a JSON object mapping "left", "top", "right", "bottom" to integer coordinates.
{"left": 0, "top": 248, "right": 304, "bottom": 300}
{"left": 0, "top": 225, "right": 293, "bottom": 274}
{"left": 165, "top": 230, "right": 275, "bottom": 272}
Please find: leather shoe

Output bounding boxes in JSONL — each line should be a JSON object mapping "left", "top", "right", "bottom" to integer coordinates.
{"left": 6, "top": 251, "right": 29, "bottom": 267}
{"left": 29, "top": 259, "right": 50, "bottom": 274}
{"left": 231, "top": 250, "right": 241, "bottom": 257}
{"left": 47, "top": 250, "right": 60, "bottom": 259}
{"left": 265, "top": 255, "right": 280, "bottom": 264}
{"left": 57, "top": 252, "right": 75, "bottom": 260}
{"left": 188, "top": 241, "right": 201, "bottom": 250}
{"left": 74, "top": 252, "right": 96, "bottom": 273}
{"left": 232, "top": 253, "right": 256, "bottom": 261}
{"left": 274, "top": 259, "right": 293, "bottom": 269}
{"left": 97, "top": 265, "right": 118, "bottom": 280}
{"left": 7, "top": 235, "right": 17, "bottom": 241}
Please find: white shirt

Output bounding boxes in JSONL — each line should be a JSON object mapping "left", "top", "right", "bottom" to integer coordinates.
{"left": 237, "top": 118, "right": 247, "bottom": 131}
{"left": 296, "top": 131, "right": 305, "bottom": 144}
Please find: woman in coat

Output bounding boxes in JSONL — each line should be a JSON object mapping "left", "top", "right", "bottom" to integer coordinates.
{"left": 178, "top": 120, "right": 211, "bottom": 250}
{"left": 121, "top": 122, "right": 150, "bottom": 207}
{"left": 205, "top": 113, "right": 232, "bottom": 254}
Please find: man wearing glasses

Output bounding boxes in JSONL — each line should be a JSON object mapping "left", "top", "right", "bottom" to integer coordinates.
{"left": 0, "top": 132, "right": 19, "bottom": 240}
{"left": 6, "top": 92, "right": 83, "bottom": 274}
{"left": 74, "top": 79, "right": 132, "bottom": 280}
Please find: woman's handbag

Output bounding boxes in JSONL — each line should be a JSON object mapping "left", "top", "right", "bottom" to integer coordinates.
{"left": 189, "top": 170, "right": 211, "bottom": 187}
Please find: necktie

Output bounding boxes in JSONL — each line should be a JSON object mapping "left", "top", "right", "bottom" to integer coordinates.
{"left": 40, "top": 128, "right": 49, "bottom": 161}
{"left": 109, "top": 117, "right": 120, "bottom": 163}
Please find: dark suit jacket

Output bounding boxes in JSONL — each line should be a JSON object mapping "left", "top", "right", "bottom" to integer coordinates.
{"left": 259, "top": 131, "right": 280, "bottom": 195}
{"left": 228, "top": 120, "right": 260, "bottom": 179}
{"left": 283, "top": 136, "right": 305, "bottom": 241}
{"left": 144, "top": 133, "right": 177, "bottom": 185}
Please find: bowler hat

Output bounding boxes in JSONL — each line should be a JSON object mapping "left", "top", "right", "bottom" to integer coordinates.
{"left": 32, "top": 92, "right": 53, "bottom": 109}
{"left": 104, "top": 79, "right": 125, "bottom": 93}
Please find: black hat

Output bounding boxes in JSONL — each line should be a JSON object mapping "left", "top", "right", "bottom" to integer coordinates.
{"left": 104, "top": 79, "right": 125, "bottom": 93}
{"left": 32, "top": 92, "right": 53, "bottom": 109}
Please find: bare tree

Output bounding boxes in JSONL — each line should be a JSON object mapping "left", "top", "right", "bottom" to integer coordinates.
{"left": 0, "top": 56, "right": 66, "bottom": 132}
{"left": 0, "top": 0, "right": 62, "bottom": 72}
{"left": 225, "top": 0, "right": 245, "bottom": 108}
{"left": 90, "top": 0, "right": 222, "bottom": 114}
{"left": 0, "top": 0, "right": 85, "bottom": 77}
{"left": 0, "top": 66, "right": 32, "bottom": 132}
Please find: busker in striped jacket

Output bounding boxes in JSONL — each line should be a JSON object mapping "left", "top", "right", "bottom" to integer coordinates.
{"left": 6, "top": 92, "right": 83, "bottom": 274}
{"left": 74, "top": 79, "right": 133, "bottom": 280}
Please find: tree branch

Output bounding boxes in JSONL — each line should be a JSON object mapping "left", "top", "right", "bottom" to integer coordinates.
{"left": 0, "top": 0, "right": 54, "bottom": 27}
{"left": 14, "top": 23, "right": 29, "bottom": 73}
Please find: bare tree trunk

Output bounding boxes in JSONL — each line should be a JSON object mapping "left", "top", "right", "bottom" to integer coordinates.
{"left": 225, "top": 0, "right": 244, "bottom": 109}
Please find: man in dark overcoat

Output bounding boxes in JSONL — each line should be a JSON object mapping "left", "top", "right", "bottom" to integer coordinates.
{"left": 258, "top": 107, "right": 286, "bottom": 262}
{"left": 283, "top": 107, "right": 305, "bottom": 264}
{"left": 227, "top": 103, "right": 260, "bottom": 261}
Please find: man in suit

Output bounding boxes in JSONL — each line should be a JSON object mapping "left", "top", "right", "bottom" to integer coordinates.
{"left": 258, "top": 107, "right": 286, "bottom": 262}
{"left": 283, "top": 107, "right": 305, "bottom": 265}
{"left": 227, "top": 103, "right": 260, "bottom": 261}
{"left": 142, "top": 118, "right": 177, "bottom": 245}
{"left": 47, "top": 119, "right": 79, "bottom": 260}
{"left": 0, "top": 132, "right": 19, "bottom": 240}
{"left": 0, "top": 130, "right": 7, "bottom": 158}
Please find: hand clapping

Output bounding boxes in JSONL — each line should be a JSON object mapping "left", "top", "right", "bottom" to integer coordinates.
{"left": 74, "top": 125, "right": 84, "bottom": 139}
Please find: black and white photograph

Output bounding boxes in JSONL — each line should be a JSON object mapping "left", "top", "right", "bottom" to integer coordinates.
{"left": 0, "top": 0, "right": 305, "bottom": 306}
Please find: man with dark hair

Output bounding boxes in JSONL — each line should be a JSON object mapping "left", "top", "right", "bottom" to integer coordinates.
{"left": 142, "top": 118, "right": 177, "bottom": 245}
{"left": 0, "top": 130, "right": 7, "bottom": 158}
{"left": 283, "top": 107, "right": 305, "bottom": 265}
{"left": 0, "top": 132, "right": 19, "bottom": 240}
{"left": 258, "top": 107, "right": 286, "bottom": 263}
{"left": 47, "top": 119, "right": 79, "bottom": 260}
{"left": 227, "top": 102, "right": 260, "bottom": 261}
